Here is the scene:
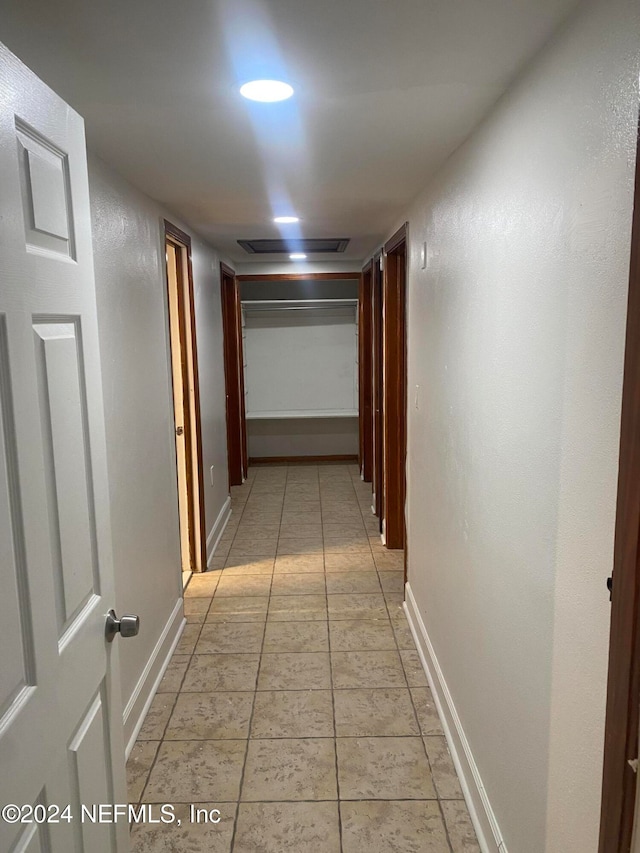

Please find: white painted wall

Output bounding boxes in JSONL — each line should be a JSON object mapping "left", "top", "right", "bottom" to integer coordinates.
{"left": 189, "top": 235, "right": 232, "bottom": 554}
{"left": 88, "top": 155, "right": 229, "bottom": 746}
{"left": 244, "top": 308, "right": 358, "bottom": 416}
{"left": 400, "top": 0, "right": 640, "bottom": 851}
{"left": 240, "top": 279, "right": 360, "bottom": 458}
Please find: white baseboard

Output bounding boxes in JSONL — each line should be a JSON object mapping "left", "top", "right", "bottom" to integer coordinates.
{"left": 404, "top": 583, "right": 507, "bottom": 853}
{"left": 206, "top": 495, "right": 232, "bottom": 568}
{"left": 123, "top": 599, "right": 185, "bottom": 757}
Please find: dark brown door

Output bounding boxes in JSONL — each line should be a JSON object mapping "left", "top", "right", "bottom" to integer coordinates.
{"left": 221, "top": 263, "right": 247, "bottom": 486}
{"left": 599, "top": 120, "right": 640, "bottom": 853}
{"left": 382, "top": 225, "right": 408, "bottom": 550}
{"left": 359, "top": 263, "right": 374, "bottom": 482}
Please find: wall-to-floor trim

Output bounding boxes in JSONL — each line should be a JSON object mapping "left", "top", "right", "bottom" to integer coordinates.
{"left": 123, "top": 599, "right": 185, "bottom": 756}
{"left": 206, "top": 495, "right": 232, "bottom": 568}
{"left": 404, "top": 583, "right": 506, "bottom": 853}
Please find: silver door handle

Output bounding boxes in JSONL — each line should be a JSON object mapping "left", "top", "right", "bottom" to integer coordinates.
{"left": 105, "top": 609, "right": 140, "bottom": 642}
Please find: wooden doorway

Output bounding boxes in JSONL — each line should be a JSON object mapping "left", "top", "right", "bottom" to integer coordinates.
{"left": 359, "top": 262, "right": 374, "bottom": 482}
{"left": 164, "top": 220, "right": 206, "bottom": 576}
{"left": 382, "top": 224, "right": 408, "bottom": 550}
{"left": 372, "top": 252, "right": 384, "bottom": 526}
{"left": 221, "top": 262, "right": 247, "bottom": 486}
{"left": 599, "top": 122, "right": 640, "bottom": 853}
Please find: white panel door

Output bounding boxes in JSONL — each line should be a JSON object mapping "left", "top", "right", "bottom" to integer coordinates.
{"left": 0, "top": 43, "right": 129, "bottom": 852}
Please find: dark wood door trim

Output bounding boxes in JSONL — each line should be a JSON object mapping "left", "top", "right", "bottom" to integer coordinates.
{"left": 221, "top": 263, "right": 246, "bottom": 486}
{"left": 235, "top": 273, "right": 248, "bottom": 479}
{"left": 599, "top": 121, "right": 640, "bottom": 853}
{"left": 372, "top": 253, "right": 384, "bottom": 525}
{"left": 236, "top": 272, "right": 361, "bottom": 282}
{"left": 164, "top": 219, "right": 207, "bottom": 573}
{"left": 359, "top": 264, "right": 373, "bottom": 482}
{"left": 164, "top": 219, "right": 192, "bottom": 247}
{"left": 384, "top": 223, "right": 408, "bottom": 254}
{"left": 382, "top": 227, "right": 408, "bottom": 550}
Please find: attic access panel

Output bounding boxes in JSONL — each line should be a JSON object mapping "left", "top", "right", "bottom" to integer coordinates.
{"left": 237, "top": 237, "right": 350, "bottom": 254}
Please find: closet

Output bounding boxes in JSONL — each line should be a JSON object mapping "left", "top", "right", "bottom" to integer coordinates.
{"left": 237, "top": 276, "right": 360, "bottom": 462}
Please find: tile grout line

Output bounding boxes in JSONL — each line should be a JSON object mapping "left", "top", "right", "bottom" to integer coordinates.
{"left": 217, "top": 469, "right": 257, "bottom": 851}
{"left": 351, "top": 466, "right": 459, "bottom": 850}
{"left": 319, "top": 467, "right": 345, "bottom": 853}
{"left": 136, "top": 614, "right": 206, "bottom": 806}
{"left": 138, "top": 473, "right": 256, "bottom": 812}
{"left": 131, "top": 463, "right": 467, "bottom": 850}
{"left": 229, "top": 463, "right": 287, "bottom": 851}
{"left": 365, "top": 474, "right": 457, "bottom": 853}
{"left": 360, "top": 467, "right": 460, "bottom": 849}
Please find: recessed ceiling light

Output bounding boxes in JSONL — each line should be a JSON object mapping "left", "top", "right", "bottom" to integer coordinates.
{"left": 240, "top": 80, "right": 294, "bottom": 103}
{"left": 274, "top": 216, "right": 300, "bottom": 224}
{"left": 289, "top": 253, "right": 307, "bottom": 260}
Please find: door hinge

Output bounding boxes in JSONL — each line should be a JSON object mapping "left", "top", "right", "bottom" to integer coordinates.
{"left": 628, "top": 758, "right": 638, "bottom": 773}
{"left": 607, "top": 575, "right": 613, "bottom": 601}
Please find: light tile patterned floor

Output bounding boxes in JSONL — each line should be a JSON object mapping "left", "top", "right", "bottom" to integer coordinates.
{"left": 128, "top": 462, "right": 480, "bottom": 852}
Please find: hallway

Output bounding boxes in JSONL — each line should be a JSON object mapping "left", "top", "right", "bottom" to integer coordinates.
{"left": 126, "top": 463, "right": 478, "bottom": 852}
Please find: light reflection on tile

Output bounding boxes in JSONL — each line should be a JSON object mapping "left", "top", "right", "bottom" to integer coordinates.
{"left": 129, "top": 462, "right": 478, "bottom": 852}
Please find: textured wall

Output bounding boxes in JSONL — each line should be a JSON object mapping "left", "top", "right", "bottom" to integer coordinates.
{"left": 189, "top": 235, "right": 231, "bottom": 548}
{"left": 403, "top": 0, "right": 639, "bottom": 850}
{"left": 88, "top": 155, "right": 229, "bottom": 717}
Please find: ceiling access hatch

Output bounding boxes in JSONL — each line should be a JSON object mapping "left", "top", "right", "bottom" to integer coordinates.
{"left": 238, "top": 237, "right": 350, "bottom": 255}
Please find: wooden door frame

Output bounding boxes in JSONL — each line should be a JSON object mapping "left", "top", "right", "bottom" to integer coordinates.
{"left": 359, "top": 263, "right": 374, "bottom": 482}
{"left": 236, "top": 272, "right": 361, "bottom": 282}
{"left": 237, "top": 276, "right": 248, "bottom": 479}
{"left": 382, "top": 224, "right": 408, "bottom": 550}
{"left": 372, "top": 252, "right": 384, "bottom": 525}
{"left": 599, "top": 121, "right": 640, "bottom": 853}
{"left": 221, "top": 262, "right": 247, "bottom": 486}
{"left": 164, "top": 219, "right": 207, "bottom": 573}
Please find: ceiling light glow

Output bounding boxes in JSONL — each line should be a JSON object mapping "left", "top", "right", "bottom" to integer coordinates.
{"left": 240, "top": 80, "right": 294, "bottom": 102}
{"left": 274, "top": 216, "right": 300, "bottom": 224}
{"left": 289, "top": 253, "right": 307, "bottom": 260}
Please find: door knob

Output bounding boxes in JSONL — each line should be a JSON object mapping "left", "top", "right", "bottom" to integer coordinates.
{"left": 105, "top": 609, "right": 140, "bottom": 643}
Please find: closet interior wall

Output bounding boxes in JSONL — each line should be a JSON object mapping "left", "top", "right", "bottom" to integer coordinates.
{"left": 239, "top": 276, "right": 360, "bottom": 462}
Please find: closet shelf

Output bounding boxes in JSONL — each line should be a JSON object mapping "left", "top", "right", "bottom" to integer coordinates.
{"left": 242, "top": 299, "right": 357, "bottom": 312}
{"left": 246, "top": 410, "right": 358, "bottom": 420}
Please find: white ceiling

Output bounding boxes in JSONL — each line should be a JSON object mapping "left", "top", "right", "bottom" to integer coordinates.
{"left": 1, "top": 0, "right": 579, "bottom": 264}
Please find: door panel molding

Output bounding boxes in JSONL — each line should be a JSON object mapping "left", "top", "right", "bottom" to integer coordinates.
{"left": 0, "top": 42, "right": 128, "bottom": 852}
